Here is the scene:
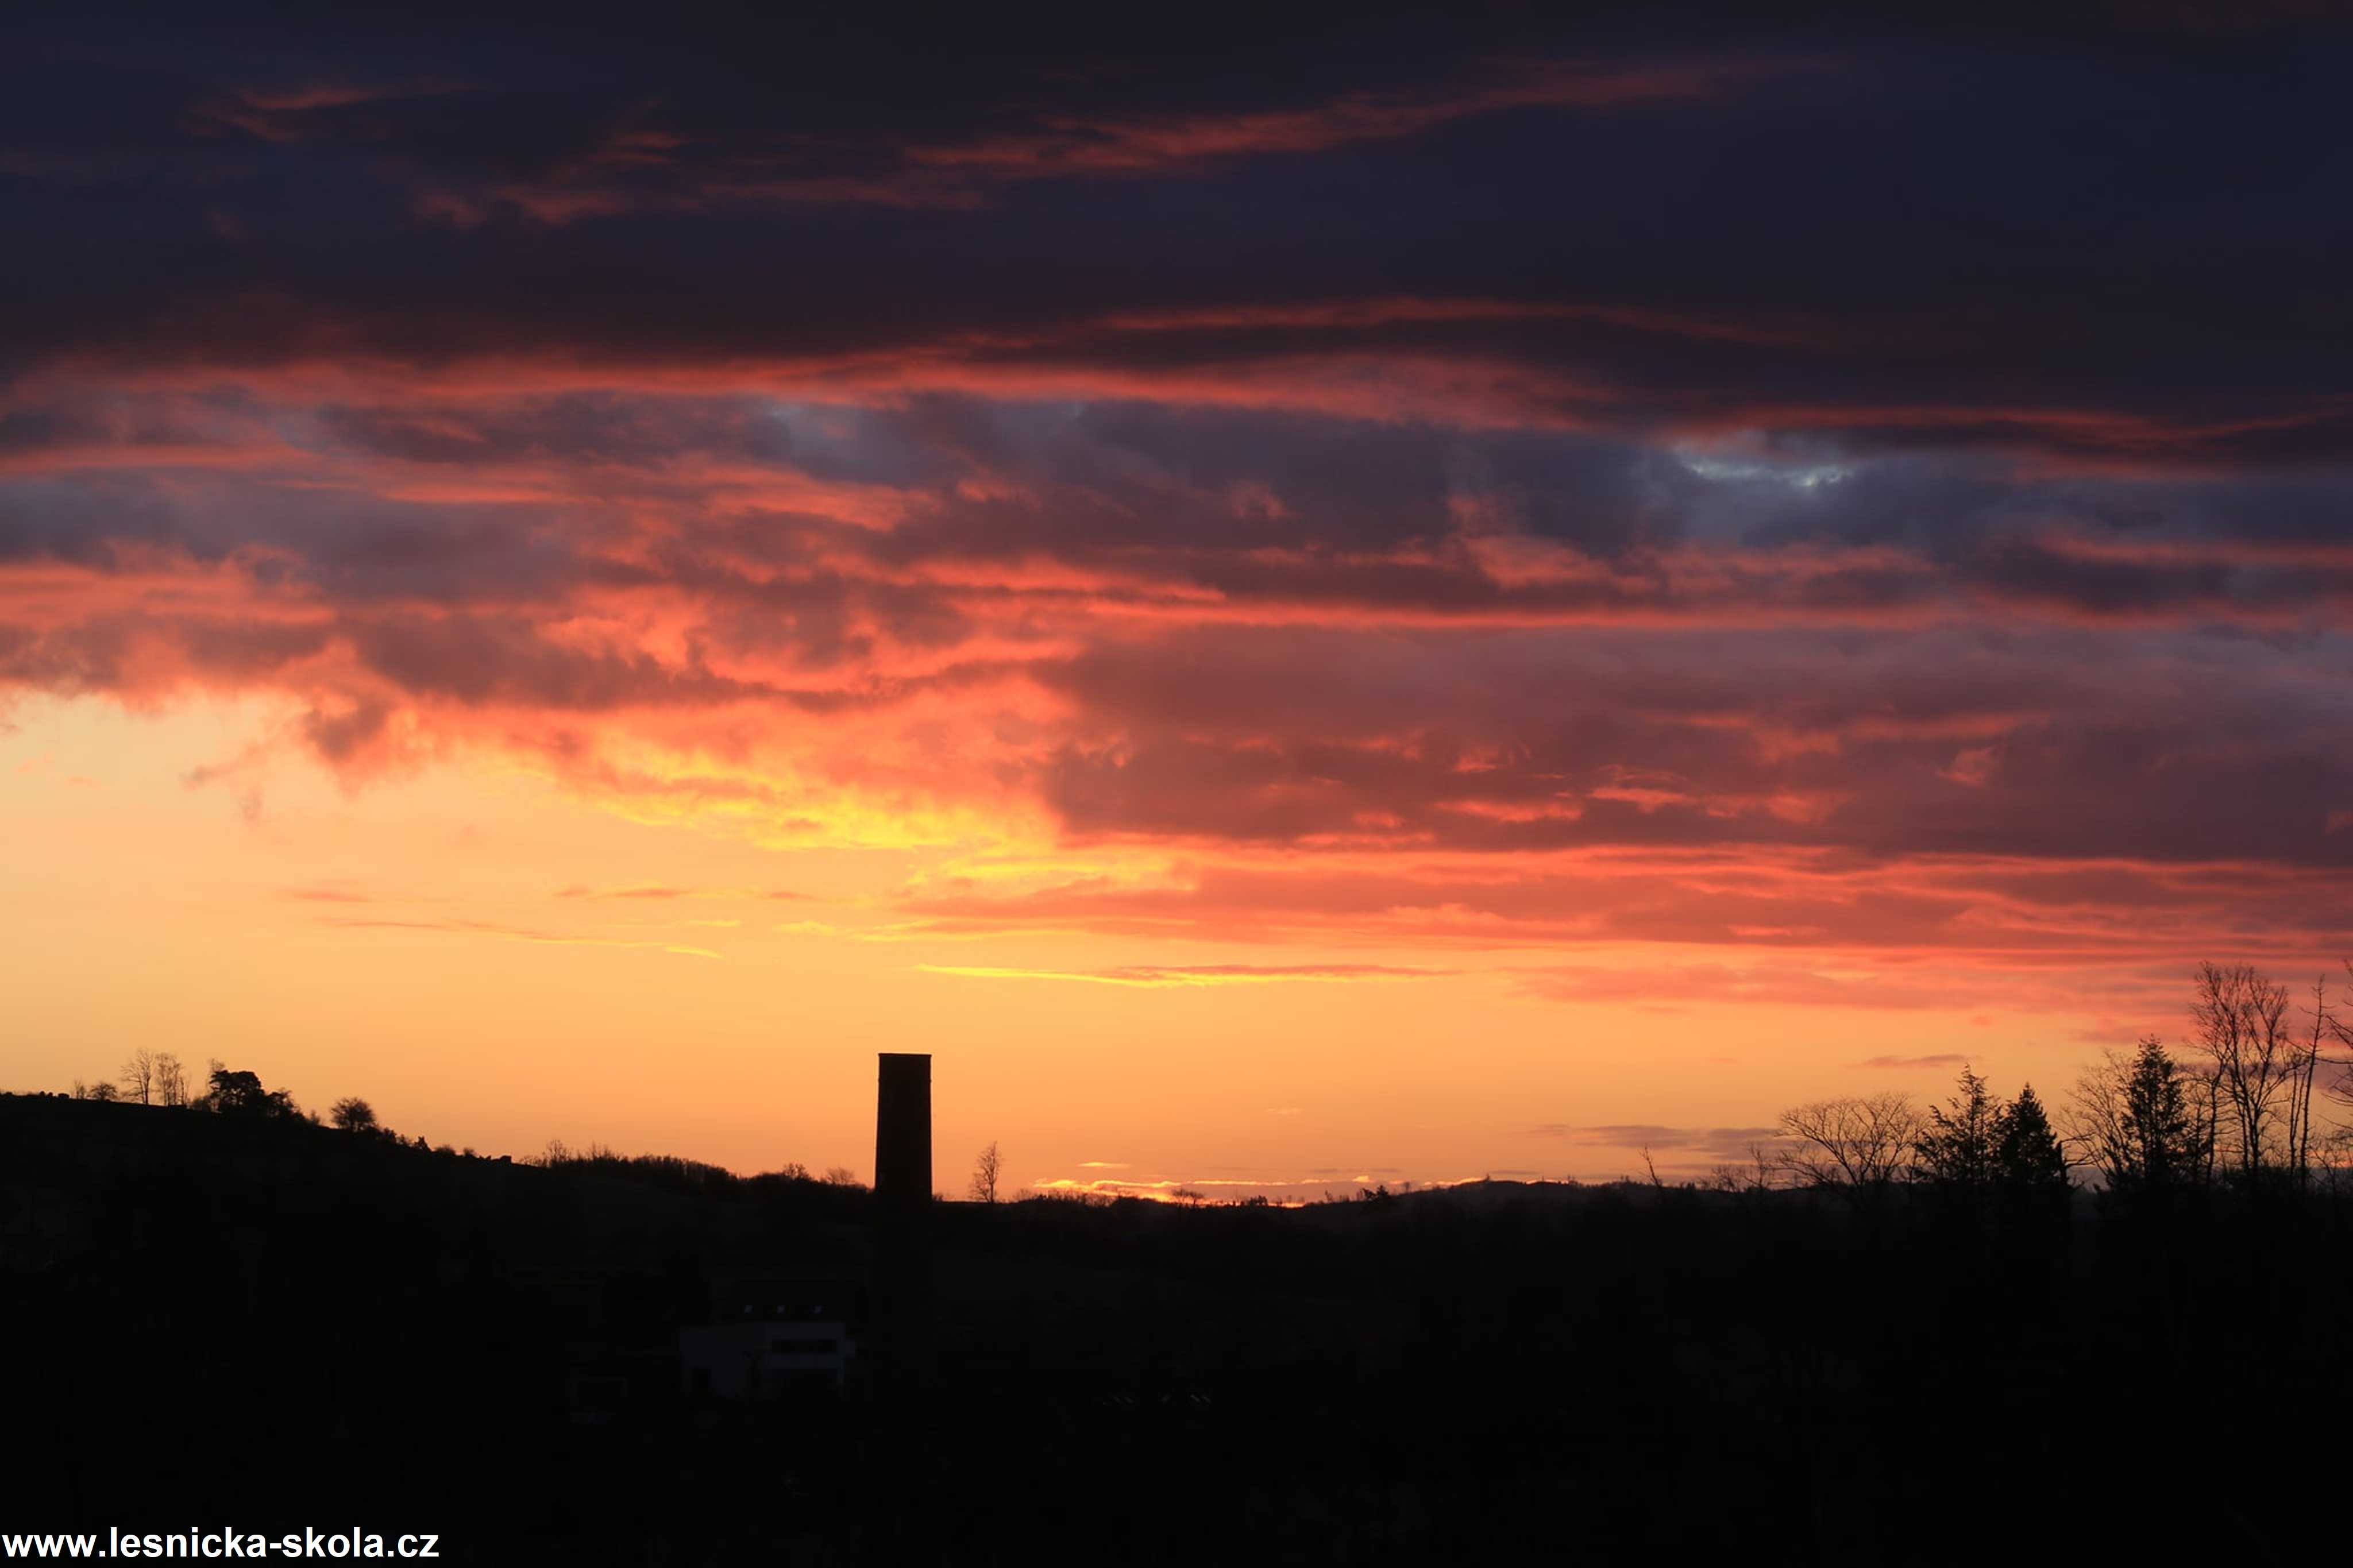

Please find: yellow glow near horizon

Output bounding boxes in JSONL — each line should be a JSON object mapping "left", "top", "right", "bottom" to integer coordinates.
{"left": 2, "top": 693, "right": 2163, "bottom": 1196}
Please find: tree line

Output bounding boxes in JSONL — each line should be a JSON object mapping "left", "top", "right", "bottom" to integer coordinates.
{"left": 66, "top": 1052, "right": 445, "bottom": 1149}
{"left": 58, "top": 1055, "right": 896, "bottom": 1188}
{"left": 1760, "top": 961, "right": 2353, "bottom": 1202}
{"left": 56, "top": 960, "right": 2353, "bottom": 1208}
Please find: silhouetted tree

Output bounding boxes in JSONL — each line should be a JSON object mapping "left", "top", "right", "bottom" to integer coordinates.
{"left": 2328, "top": 964, "right": 2353, "bottom": 1129}
{"left": 154, "top": 1052, "right": 189, "bottom": 1108}
{"left": 2290, "top": 975, "right": 2332, "bottom": 1180}
{"left": 1915, "top": 1066, "right": 2003, "bottom": 1189}
{"left": 202, "top": 1065, "right": 298, "bottom": 1119}
{"left": 1777, "top": 1094, "right": 1920, "bottom": 1194}
{"left": 2188, "top": 962, "right": 2313, "bottom": 1183}
{"left": 1994, "top": 1084, "right": 2069, "bottom": 1194}
{"left": 2072, "top": 1037, "right": 2203, "bottom": 1197}
{"left": 119, "top": 1048, "right": 160, "bottom": 1106}
{"left": 821, "top": 1166, "right": 861, "bottom": 1188}
{"left": 969, "top": 1141, "right": 1003, "bottom": 1203}
{"left": 330, "top": 1096, "right": 379, "bottom": 1134}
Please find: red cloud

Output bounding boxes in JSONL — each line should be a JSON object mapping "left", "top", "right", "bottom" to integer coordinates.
{"left": 901, "top": 59, "right": 1803, "bottom": 177}
{"left": 8, "top": 367, "right": 2353, "bottom": 1021}
{"left": 394, "top": 56, "right": 1809, "bottom": 226}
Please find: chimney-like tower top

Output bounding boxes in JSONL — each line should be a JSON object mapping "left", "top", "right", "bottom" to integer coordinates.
{"left": 874, "top": 1052, "right": 931, "bottom": 1210}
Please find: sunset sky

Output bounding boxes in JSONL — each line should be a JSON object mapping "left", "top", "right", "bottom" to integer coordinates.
{"left": 8, "top": 3, "right": 2353, "bottom": 1194}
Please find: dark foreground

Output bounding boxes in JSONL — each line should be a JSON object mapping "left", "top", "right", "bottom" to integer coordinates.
{"left": 6, "top": 1095, "right": 2346, "bottom": 1565}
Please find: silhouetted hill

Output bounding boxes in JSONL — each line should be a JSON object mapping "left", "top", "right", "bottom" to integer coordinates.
{"left": 6, "top": 1094, "right": 2348, "bottom": 1565}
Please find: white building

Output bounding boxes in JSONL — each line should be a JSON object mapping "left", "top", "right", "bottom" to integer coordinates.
{"left": 679, "top": 1277, "right": 858, "bottom": 1399}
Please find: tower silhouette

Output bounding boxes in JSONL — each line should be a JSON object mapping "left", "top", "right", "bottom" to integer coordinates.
{"left": 874, "top": 1052, "right": 931, "bottom": 1212}
{"left": 870, "top": 1052, "right": 933, "bottom": 1391}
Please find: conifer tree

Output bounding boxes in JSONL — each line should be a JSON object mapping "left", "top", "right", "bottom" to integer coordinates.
{"left": 1994, "top": 1083, "right": 2067, "bottom": 1188}
{"left": 2119, "top": 1038, "right": 2200, "bottom": 1192}
{"left": 2073, "top": 1036, "right": 2204, "bottom": 1196}
{"left": 1915, "top": 1065, "right": 2003, "bottom": 1188}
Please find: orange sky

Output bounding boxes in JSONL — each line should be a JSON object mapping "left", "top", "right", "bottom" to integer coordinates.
{"left": 1, "top": 686, "right": 2288, "bottom": 1195}
{"left": 10, "top": 367, "right": 2350, "bottom": 1194}
{"left": 10, "top": 18, "right": 2353, "bottom": 1193}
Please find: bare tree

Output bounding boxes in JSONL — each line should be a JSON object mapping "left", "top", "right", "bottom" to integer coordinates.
{"left": 154, "top": 1052, "right": 189, "bottom": 1108}
{"left": 2188, "top": 962, "right": 2314, "bottom": 1183}
{"left": 2320, "top": 960, "right": 2353, "bottom": 1132}
{"left": 330, "top": 1096, "right": 379, "bottom": 1133}
{"left": 2070, "top": 1044, "right": 2137, "bottom": 1189}
{"left": 821, "top": 1165, "right": 862, "bottom": 1188}
{"left": 118, "top": 1048, "right": 159, "bottom": 1106}
{"left": 2292, "top": 975, "right": 2331, "bottom": 1179}
{"left": 1777, "top": 1094, "right": 1921, "bottom": 1194}
{"left": 968, "top": 1140, "right": 1004, "bottom": 1203}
